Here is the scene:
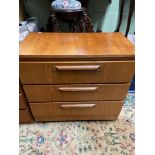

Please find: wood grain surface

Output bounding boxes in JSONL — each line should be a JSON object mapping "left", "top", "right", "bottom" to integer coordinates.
{"left": 19, "top": 109, "right": 33, "bottom": 123}
{"left": 30, "top": 101, "right": 123, "bottom": 122}
{"left": 19, "top": 61, "right": 135, "bottom": 84}
{"left": 23, "top": 84, "right": 130, "bottom": 102}
{"left": 19, "top": 93, "right": 27, "bottom": 109}
{"left": 19, "top": 33, "right": 135, "bottom": 60}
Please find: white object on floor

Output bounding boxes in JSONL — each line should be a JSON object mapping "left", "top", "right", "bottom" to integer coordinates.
{"left": 19, "top": 25, "right": 29, "bottom": 42}
{"left": 19, "top": 17, "right": 40, "bottom": 42}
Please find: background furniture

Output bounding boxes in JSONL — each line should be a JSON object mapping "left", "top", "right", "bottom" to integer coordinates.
{"left": 125, "top": 0, "right": 135, "bottom": 37}
{"left": 47, "top": 0, "right": 93, "bottom": 32}
{"left": 48, "top": 0, "right": 93, "bottom": 32}
{"left": 47, "top": 7, "right": 93, "bottom": 32}
{"left": 19, "top": 81, "right": 33, "bottom": 123}
{"left": 115, "top": 0, "right": 135, "bottom": 37}
{"left": 19, "top": 32, "right": 135, "bottom": 122}
{"left": 47, "top": 0, "right": 113, "bottom": 32}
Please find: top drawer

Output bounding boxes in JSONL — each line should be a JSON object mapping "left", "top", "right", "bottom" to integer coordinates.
{"left": 19, "top": 61, "right": 135, "bottom": 84}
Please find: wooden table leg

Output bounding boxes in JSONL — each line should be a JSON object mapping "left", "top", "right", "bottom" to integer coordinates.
{"left": 125, "top": 0, "right": 135, "bottom": 37}
{"left": 82, "top": 9, "right": 94, "bottom": 32}
{"left": 47, "top": 11, "right": 60, "bottom": 32}
{"left": 115, "top": 0, "right": 125, "bottom": 32}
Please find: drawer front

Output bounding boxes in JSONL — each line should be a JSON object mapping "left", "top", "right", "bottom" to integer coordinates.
{"left": 30, "top": 101, "right": 123, "bottom": 121}
{"left": 24, "top": 84, "right": 130, "bottom": 102}
{"left": 20, "top": 61, "right": 135, "bottom": 84}
{"left": 19, "top": 109, "right": 33, "bottom": 123}
{"left": 19, "top": 93, "right": 27, "bottom": 109}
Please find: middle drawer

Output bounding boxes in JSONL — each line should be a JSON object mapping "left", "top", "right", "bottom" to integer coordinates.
{"left": 23, "top": 84, "right": 130, "bottom": 102}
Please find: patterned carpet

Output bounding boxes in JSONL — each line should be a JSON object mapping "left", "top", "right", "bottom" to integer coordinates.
{"left": 19, "top": 92, "right": 135, "bottom": 155}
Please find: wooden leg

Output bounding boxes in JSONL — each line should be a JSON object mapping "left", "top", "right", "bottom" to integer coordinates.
{"left": 109, "top": 0, "right": 112, "bottom": 4}
{"left": 79, "top": 17, "right": 85, "bottom": 32}
{"left": 70, "top": 22, "right": 76, "bottom": 32}
{"left": 73, "top": 18, "right": 78, "bottom": 32}
{"left": 68, "top": 22, "right": 72, "bottom": 32}
{"left": 82, "top": 9, "right": 94, "bottom": 32}
{"left": 125, "top": 0, "right": 135, "bottom": 37}
{"left": 97, "top": 28, "right": 102, "bottom": 32}
{"left": 47, "top": 12, "right": 60, "bottom": 32}
{"left": 115, "top": 0, "right": 125, "bottom": 32}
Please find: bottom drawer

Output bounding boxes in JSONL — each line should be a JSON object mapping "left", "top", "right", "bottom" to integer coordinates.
{"left": 19, "top": 109, "right": 33, "bottom": 123}
{"left": 30, "top": 101, "right": 123, "bottom": 122}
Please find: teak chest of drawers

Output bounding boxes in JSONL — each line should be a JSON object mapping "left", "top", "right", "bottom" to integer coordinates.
{"left": 19, "top": 32, "right": 135, "bottom": 122}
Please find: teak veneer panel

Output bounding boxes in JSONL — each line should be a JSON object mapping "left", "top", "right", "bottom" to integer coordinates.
{"left": 19, "top": 61, "right": 135, "bottom": 84}
{"left": 19, "top": 109, "right": 33, "bottom": 123}
{"left": 30, "top": 101, "right": 123, "bottom": 122}
{"left": 19, "top": 93, "right": 27, "bottom": 109}
{"left": 23, "top": 84, "right": 130, "bottom": 102}
{"left": 19, "top": 33, "right": 134, "bottom": 60}
{"left": 19, "top": 82, "right": 27, "bottom": 109}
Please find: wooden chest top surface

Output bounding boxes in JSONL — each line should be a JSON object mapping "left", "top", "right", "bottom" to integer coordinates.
{"left": 19, "top": 32, "right": 135, "bottom": 60}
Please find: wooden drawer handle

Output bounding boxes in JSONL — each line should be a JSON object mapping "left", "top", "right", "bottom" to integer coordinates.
{"left": 55, "top": 65, "right": 100, "bottom": 71}
{"left": 58, "top": 87, "right": 98, "bottom": 92}
{"left": 61, "top": 104, "right": 96, "bottom": 108}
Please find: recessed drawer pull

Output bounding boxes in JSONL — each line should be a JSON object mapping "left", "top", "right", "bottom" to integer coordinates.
{"left": 60, "top": 104, "right": 96, "bottom": 108}
{"left": 55, "top": 65, "right": 100, "bottom": 71}
{"left": 58, "top": 87, "right": 98, "bottom": 92}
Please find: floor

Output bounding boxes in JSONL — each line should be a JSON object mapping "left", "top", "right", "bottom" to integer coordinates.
{"left": 19, "top": 92, "right": 135, "bottom": 155}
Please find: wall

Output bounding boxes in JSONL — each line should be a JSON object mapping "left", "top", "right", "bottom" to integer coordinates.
{"left": 23, "top": 0, "right": 135, "bottom": 34}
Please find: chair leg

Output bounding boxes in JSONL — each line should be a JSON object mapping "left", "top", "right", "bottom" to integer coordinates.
{"left": 79, "top": 17, "right": 85, "bottom": 32}
{"left": 82, "top": 9, "right": 94, "bottom": 32}
{"left": 115, "top": 0, "right": 125, "bottom": 32}
{"left": 125, "top": 0, "right": 135, "bottom": 37}
{"left": 47, "top": 12, "right": 60, "bottom": 32}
